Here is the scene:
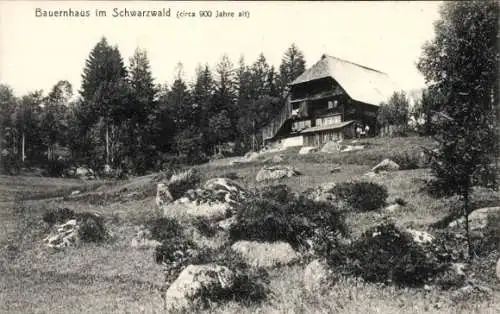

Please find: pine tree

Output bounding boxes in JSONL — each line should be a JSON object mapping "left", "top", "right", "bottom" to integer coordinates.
{"left": 278, "top": 44, "right": 306, "bottom": 97}
{"left": 211, "top": 55, "right": 237, "bottom": 153}
{"left": 127, "top": 47, "right": 158, "bottom": 173}
{"left": 78, "top": 37, "right": 128, "bottom": 168}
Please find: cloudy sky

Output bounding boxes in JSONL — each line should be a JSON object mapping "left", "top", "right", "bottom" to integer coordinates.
{"left": 0, "top": 1, "right": 442, "bottom": 97}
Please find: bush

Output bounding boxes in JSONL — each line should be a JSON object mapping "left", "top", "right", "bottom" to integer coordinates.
{"left": 474, "top": 213, "right": 500, "bottom": 256}
{"left": 192, "top": 216, "right": 218, "bottom": 238}
{"left": 324, "top": 222, "right": 447, "bottom": 287}
{"left": 145, "top": 217, "right": 184, "bottom": 242}
{"left": 225, "top": 172, "right": 239, "bottom": 180}
{"left": 167, "top": 168, "right": 201, "bottom": 200}
{"left": 391, "top": 151, "right": 420, "bottom": 170}
{"left": 44, "top": 159, "right": 69, "bottom": 177}
{"left": 76, "top": 212, "right": 106, "bottom": 242}
{"left": 331, "top": 182, "right": 388, "bottom": 212}
{"left": 230, "top": 185, "right": 347, "bottom": 249}
{"left": 42, "top": 207, "right": 76, "bottom": 226}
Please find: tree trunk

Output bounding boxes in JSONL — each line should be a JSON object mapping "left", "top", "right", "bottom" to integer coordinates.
{"left": 21, "top": 132, "right": 25, "bottom": 163}
{"left": 464, "top": 189, "right": 472, "bottom": 260}
{"left": 105, "top": 123, "right": 110, "bottom": 166}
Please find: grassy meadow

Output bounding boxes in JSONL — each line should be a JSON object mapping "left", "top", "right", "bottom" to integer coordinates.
{"left": 0, "top": 136, "right": 499, "bottom": 313}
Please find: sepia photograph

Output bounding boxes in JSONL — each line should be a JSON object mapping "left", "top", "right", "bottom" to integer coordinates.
{"left": 0, "top": 1, "right": 499, "bottom": 313}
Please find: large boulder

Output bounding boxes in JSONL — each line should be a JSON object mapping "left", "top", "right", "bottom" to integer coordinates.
{"left": 230, "top": 241, "right": 300, "bottom": 268}
{"left": 303, "top": 259, "right": 334, "bottom": 293}
{"left": 372, "top": 159, "right": 400, "bottom": 173}
{"left": 256, "top": 165, "right": 300, "bottom": 182}
{"left": 165, "top": 264, "right": 236, "bottom": 312}
{"left": 164, "top": 178, "right": 247, "bottom": 220}
{"left": 448, "top": 207, "right": 500, "bottom": 236}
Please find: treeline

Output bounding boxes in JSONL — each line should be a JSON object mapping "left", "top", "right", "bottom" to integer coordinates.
{"left": 0, "top": 38, "right": 306, "bottom": 176}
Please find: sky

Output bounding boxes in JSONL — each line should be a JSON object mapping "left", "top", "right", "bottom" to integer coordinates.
{"left": 0, "top": 1, "right": 442, "bottom": 98}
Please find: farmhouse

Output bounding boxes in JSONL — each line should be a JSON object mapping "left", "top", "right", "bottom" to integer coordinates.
{"left": 262, "top": 54, "right": 399, "bottom": 147}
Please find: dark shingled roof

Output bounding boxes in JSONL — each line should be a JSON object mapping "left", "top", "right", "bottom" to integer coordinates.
{"left": 291, "top": 54, "right": 399, "bottom": 106}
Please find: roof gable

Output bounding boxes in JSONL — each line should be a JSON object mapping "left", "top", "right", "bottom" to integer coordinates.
{"left": 290, "top": 55, "right": 399, "bottom": 106}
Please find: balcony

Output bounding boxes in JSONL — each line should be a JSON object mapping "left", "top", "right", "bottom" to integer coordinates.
{"left": 290, "top": 86, "right": 344, "bottom": 103}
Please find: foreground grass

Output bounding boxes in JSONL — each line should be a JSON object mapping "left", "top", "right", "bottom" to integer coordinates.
{"left": 1, "top": 136, "right": 498, "bottom": 313}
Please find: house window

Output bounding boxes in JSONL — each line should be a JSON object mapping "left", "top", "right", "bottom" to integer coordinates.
{"left": 328, "top": 100, "right": 338, "bottom": 110}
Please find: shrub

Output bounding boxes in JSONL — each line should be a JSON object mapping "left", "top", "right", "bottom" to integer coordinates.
{"left": 145, "top": 217, "right": 184, "bottom": 242}
{"left": 167, "top": 168, "right": 201, "bottom": 200}
{"left": 192, "top": 216, "right": 218, "bottom": 238}
{"left": 325, "top": 222, "right": 447, "bottom": 287}
{"left": 331, "top": 182, "right": 388, "bottom": 212}
{"left": 44, "top": 159, "right": 69, "bottom": 177}
{"left": 230, "top": 185, "right": 347, "bottom": 249}
{"left": 474, "top": 213, "right": 500, "bottom": 256}
{"left": 42, "top": 207, "right": 76, "bottom": 226}
{"left": 76, "top": 212, "right": 106, "bottom": 242}
{"left": 225, "top": 172, "right": 239, "bottom": 180}
{"left": 391, "top": 151, "right": 420, "bottom": 170}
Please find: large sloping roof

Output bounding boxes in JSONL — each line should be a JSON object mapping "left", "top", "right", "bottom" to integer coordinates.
{"left": 290, "top": 54, "right": 399, "bottom": 106}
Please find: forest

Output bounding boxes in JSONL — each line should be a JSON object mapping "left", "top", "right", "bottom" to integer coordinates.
{"left": 0, "top": 40, "right": 307, "bottom": 176}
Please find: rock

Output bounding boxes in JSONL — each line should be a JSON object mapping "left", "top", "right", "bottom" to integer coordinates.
{"left": 302, "top": 182, "right": 337, "bottom": 203}
{"left": 496, "top": 258, "right": 500, "bottom": 281}
{"left": 364, "top": 171, "right": 377, "bottom": 178}
{"left": 448, "top": 207, "right": 500, "bottom": 235}
{"left": 321, "top": 141, "right": 342, "bottom": 153}
{"left": 340, "top": 145, "right": 364, "bottom": 152}
{"left": 230, "top": 152, "right": 260, "bottom": 165}
{"left": 103, "top": 164, "right": 112, "bottom": 174}
{"left": 303, "top": 259, "right": 334, "bottom": 293}
{"left": 256, "top": 165, "right": 300, "bottom": 182}
{"left": 452, "top": 284, "right": 492, "bottom": 302}
{"left": 330, "top": 167, "right": 341, "bottom": 173}
{"left": 272, "top": 154, "right": 284, "bottom": 163}
{"left": 165, "top": 178, "right": 246, "bottom": 220}
{"left": 130, "top": 226, "right": 161, "bottom": 249}
{"left": 156, "top": 183, "right": 174, "bottom": 208}
{"left": 298, "top": 146, "right": 318, "bottom": 155}
{"left": 231, "top": 241, "right": 300, "bottom": 268}
{"left": 405, "top": 229, "right": 435, "bottom": 246}
{"left": 43, "top": 219, "right": 80, "bottom": 249}
{"left": 383, "top": 204, "right": 402, "bottom": 213}
{"left": 372, "top": 159, "right": 400, "bottom": 173}
{"left": 165, "top": 264, "right": 236, "bottom": 312}
{"left": 202, "top": 178, "right": 246, "bottom": 205}
{"left": 75, "top": 167, "right": 95, "bottom": 179}
{"left": 217, "top": 216, "right": 237, "bottom": 232}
